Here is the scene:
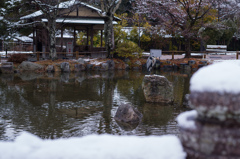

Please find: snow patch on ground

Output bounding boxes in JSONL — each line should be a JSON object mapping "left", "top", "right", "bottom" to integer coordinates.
{"left": 190, "top": 60, "right": 240, "bottom": 94}
{"left": 0, "top": 132, "right": 186, "bottom": 159}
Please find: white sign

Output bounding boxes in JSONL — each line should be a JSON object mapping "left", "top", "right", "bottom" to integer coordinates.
{"left": 150, "top": 49, "right": 162, "bottom": 57}
{"left": 66, "top": 42, "right": 73, "bottom": 56}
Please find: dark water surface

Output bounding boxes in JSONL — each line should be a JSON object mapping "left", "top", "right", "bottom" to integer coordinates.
{"left": 0, "top": 70, "right": 191, "bottom": 141}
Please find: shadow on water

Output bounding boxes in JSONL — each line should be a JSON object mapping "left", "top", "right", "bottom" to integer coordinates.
{"left": 0, "top": 70, "right": 191, "bottom": 141}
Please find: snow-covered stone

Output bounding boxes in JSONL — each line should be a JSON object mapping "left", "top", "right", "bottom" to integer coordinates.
{"left": 190, "top": 61, "right": 240, "bottom": 94}
{"left": 190, "top": 60, "right": 240, "bottom": 121}
{"left": 176, "top": 110, "right": 197, "bottom": 130}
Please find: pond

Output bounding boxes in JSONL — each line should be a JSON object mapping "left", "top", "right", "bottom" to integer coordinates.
{"left": 0, "top": 70, "right": 191, "bottom": 141}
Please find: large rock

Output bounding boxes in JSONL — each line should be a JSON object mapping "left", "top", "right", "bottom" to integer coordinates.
{"left": 18, "top": 61, "right": 44, "bottom": 72}
{"left": 60, "top": 62, "right": 70, "bottom": 72}
{"left": 142, "top": 75, "right": 173, "bottom": 103}
{"left": 74, "top": 64, "right": 85, "bottom": 72}
{"left": 46, "top": 65, "right": 55, "bottom": 73}
{"left": 106, "top": 60, "right": 115, "bottom": 70}
{"left": 100, "top": 63, "right": 109, "bottom": 71}
{"left": 114, "top": 103, "right": 142, "bottom": 124}
{"left": 1, "top": 62, "right": 14, "bottom": 74}
{"left": 133, "top": 60, "right": 142, "bottom": 70}
{"left": 77, "top": 58, "right": 85, "bottom": 64}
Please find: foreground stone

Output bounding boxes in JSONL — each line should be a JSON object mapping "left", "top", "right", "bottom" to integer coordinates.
{"left": 142, "top": 75, "right": 173, "bottom": 103}
{"left": 178, "top": 61, "right": 240, "bottom": 158}
{"left": 190, "top": 91, "right": 240, "bottom": 121}
{"left": 178, "top": 110, "right": 240, "bottom": 159}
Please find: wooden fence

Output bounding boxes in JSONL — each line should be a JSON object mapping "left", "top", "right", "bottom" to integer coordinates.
{"left": 161, "top": 51, "right": 240, "bottom": 60}
{"left": 1, "top": 50, "right": 240, "bottom": 62}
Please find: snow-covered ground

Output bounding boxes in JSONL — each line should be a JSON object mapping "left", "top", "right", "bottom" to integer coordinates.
{"left": 0, "top": 132, "right": 186, "bottom": 159}
{"left": 0, "top": 51, "right": 33, "bottom": 56}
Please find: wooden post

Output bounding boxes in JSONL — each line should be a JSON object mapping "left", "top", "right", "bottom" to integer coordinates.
{"left": 90, "top": 25, "right": 93, "bottom": 52}
{"left": 37, "top": 52, "right": 40, "bottom": 61}
{"left": 76, "top": 51, "right": 79, "bottom": 59}
{"left": 74, "top": 26, "right": 76, "bottom": 52}
{"left": 172, "top": 52, "right": 174, "bottom": 60}
{"left": 237, "top": 51, "right": 239, "bottom": 59}
{"left": 61, "top": 27, "right": 63, "bottom": 52}
{"left": 101, "top": 30, "right": 103, "bottom": 47}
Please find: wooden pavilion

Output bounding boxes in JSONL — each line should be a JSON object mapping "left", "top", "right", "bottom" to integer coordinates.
{"left": 20, "top": 1, "right": 120, "bottom": 58}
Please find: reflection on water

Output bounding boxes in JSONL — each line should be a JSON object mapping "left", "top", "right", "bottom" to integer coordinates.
{"left": 0, "top": 70, "right": 191, "bottom": 141}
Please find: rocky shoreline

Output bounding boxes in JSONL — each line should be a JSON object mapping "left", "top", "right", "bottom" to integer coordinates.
{"left": 0, "top": 58, "right": 209, "bottom": 74}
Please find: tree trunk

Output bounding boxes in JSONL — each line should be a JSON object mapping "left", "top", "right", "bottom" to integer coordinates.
{"left": 184, "top": 38, "right": 191, "bottom": 58}
{"left": 104, "top": 14, "right": 114, "bottom": 58}
{"left": 48, "top": 19, "right": 57, "bottom": 60}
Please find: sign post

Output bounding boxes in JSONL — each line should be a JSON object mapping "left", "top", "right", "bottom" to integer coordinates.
{"left": 150, "top": 49, "right": 162, "bottom": 59}
{"left": 66, "top": 42, "right": 73, "bottom": 57}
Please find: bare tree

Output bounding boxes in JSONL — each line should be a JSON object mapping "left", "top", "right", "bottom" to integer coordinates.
{"left": 135, "top": 0, "right": 218, "bottom": 58}
{"left": 22, "top": 0, "right": 78, "bottom": 60}
{"left": 100, "top": 0, "right": 122, "bottom": 58}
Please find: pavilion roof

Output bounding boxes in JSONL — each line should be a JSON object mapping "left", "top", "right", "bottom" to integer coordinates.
{"left": 20, "top": 1, "right": 120, "bottom": 21}
{"left": 41, "top": 18, "right": 118, "bottom": 25}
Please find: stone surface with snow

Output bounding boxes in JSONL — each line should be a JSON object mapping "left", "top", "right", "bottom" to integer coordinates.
{"left": 0, "top": 132, "right": 186, "bottom": 159}
{"left": 190, "top": 60, "right": 240, "bottom": 94}
{"left": 176, "top": 110, "right": 197, "bottom": 130}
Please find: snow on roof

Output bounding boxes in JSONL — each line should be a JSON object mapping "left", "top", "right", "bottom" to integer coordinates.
{"left": 15, "top": 36, "right": 33, "bottom": 43}
{"left": 41, "top": 18, "right": 118, "bottom": 24}
{"left": 20, "top": 10, "right": 43, "bottom": 20}
{"left": 29, "top": 31, "right": 74, "bottom": 39}
{"left": 190, "top": 60, "right": 240, "bottom": 94}
{"left": 78, "top": 2, "right": 102, "bottom": 13}
{"left": 0, "top": 132, "right": 186, "bottom": 159}
{"left": 20, "top": 1, "right": 102, "bottom": 20}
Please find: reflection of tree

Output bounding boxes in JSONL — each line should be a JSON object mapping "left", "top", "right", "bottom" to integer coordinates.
{"left": 99, "top": 72, "right": 118, "bottom": 134}
{"left": 0, "top": 70, "right": 191, "bottom": 140}
{"left": 161, "top": 72, "right": 191, "bottom": 106}
{"left": 142, "top": 103, "right": 173, "bottom": 127}
{"left": 115, "top": 71, "right": 146, "bottom": 106}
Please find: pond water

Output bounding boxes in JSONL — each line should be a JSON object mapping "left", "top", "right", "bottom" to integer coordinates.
{"left": 0, "top": 70, "right": 191, "bottom": 141}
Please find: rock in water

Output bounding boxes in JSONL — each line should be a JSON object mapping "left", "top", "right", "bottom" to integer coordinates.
{"left": 114, "top": 103, "right": 142, "bottom": 124}
{"left": 142, "top": 75, "right": 173, "bottom": 104}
